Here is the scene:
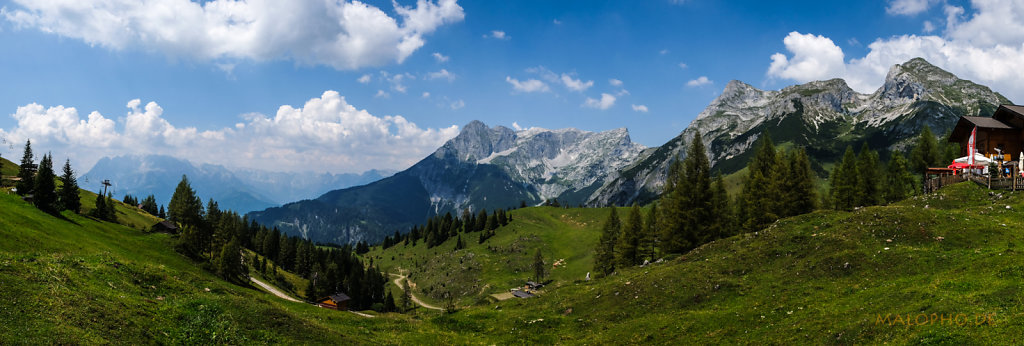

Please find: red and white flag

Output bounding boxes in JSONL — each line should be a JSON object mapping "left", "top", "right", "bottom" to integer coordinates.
{"left": 968, "top": 126, "right": 977, "bottom": 165}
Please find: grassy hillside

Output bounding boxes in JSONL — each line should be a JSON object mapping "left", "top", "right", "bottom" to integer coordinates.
{"left": 413, "top": 182, "right": 1024, "bottom": 343}
{"left": 366, "top": 206, "right": 615, "bottom": 306}
{"left": 0, "top": 170, "right": 478, "bottom": 344}
{"left": 5, "top": 150, "right": 1023, "bottom": 344}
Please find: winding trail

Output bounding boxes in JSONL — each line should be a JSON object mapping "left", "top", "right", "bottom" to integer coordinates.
{"left": 251, "top": 276, "right": 375, "bottom": 318}
{"left": 389, "top": 272, "right": 444, "bottom": 311}
{"left": 250, "top": 277, "right": 301, "bottom": 302}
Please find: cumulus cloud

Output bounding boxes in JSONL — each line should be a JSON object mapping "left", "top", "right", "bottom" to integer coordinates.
{"left": 609, "top": 79, "right": 623, "bottom": 87}
{"left": 2, "top": 0, "right": 465, "bottom": 70}
{"left": 422, "top": 92, "right": 431, "bottom": 98}
{"left": 766, "top": 1, "right": 1024, "bottom": 101}
{"left": 450, "top": 99, "right": 465, "bottom": 110}
{"left": 486, "top": 30, "right": 509, "bottom": 40}
{"left": 428, "top": 69, "right": 455, "bottom": 82}
{"left": 506, "top": 76, "right": 550, "bottom": 93}
{"left": 631, "top": 104, "right": 649, "bottom": 112}
{"left": 767, "top": 32, "right": 846, "bottom": 82}
{"left": 583, "top": 93, "right": 616, "bottom": 110}
{"left": 0, "top": 91, "right": 459, "bottom": 173}
{"left": 560, "top": 74, "right": 594, "bottom": 92}
{"left": 357, "top": 74, "right": 372, "bottom": 84}
{"left": 687, "top": 76, "right": 713, "bottom": 87}
{"left": 886, "top": 0, "right": 938, "bottom": 16}
{"left": 432, "top": 52, "right": 449, "bottom": 63}
{"left": 678, "top": 62, "right": 688, "bottom": 69}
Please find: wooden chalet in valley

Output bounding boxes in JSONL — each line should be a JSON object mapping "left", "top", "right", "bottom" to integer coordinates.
{"left": 149, "top": 220, "right": 179, "bottom": 234}
{"left": 316, "top": 293, "right": 351, "bottom": 311}
{"left": 948, "top": 104, "right": 1024, "bottom": 160}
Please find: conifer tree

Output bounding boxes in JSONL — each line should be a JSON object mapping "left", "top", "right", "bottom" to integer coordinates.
{"left": 216, "top": 236, "right": 244, "bottom": 282}
{"left": 638, "top": 203, "right": 658, "bottom": 261}
{"left": 16, "top": 140, "right": 34, "bottom": 195}
{"left": 657, "top": 159, "right": 686, "bottom": 254}
{"left": 594, "top": 207, "right": 620, "bottom": 276}
{"left": 91, "top": 191, "right": 107, "bottom": 220}
{"left": 740, "top": 133, "right": 778, "bottom": 232}
{"left": 681, "top": 132, "right": 713, "bottom": 247}
{"left": 384, "top": 289, "right": 396, "bottom": 312}
{"left": 910, "top": 126, "right": 942, "bottom": 173}
{"left": 105, "top": 192, "right": 117, "bottom": 222}
{"left": 830, "top": 146, "right": 859, "bottom": 211}
{"left": 306, "top": 280, "right": 318, "bottom": 302}
{"left": 885, "top": 151, "right": 915, "bottom": 203}
{"left": 709, "top": 173, "right": 734, "bottom": 240}
{"left": 532, "top": 248, "right": 546, "bottom": 282}
{"left": 774, "top": 148, "right": 816, "bottom": 218}
{"left": 168, "top": 175, "right": 203, "bottom": 227}
{"left": 33, "top": 153, "right": 58, "bottom": 213}
{"left": 615, "top": 204, "right": 643, "bottom": 267}
{"left": 59, "top": 158, "right": 81, "bottom": 213}
{"left": 158, "top": 205, "right": 166, "bottom": 219}
{"left": 401, "top": 278, "right": 412, "bottom": 312}
{"left": 856, "top": 142, "right": 882, "bottom": 207}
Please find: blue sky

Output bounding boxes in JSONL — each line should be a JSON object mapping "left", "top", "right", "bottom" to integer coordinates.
{"left": 1, "top": 0, "right": 1022, "bottom": 174}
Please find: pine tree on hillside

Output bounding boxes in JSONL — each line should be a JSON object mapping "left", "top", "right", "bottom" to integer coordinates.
{"left": 91, "top": 191, "right": 107, "bottom": 220}
{"left": 168, "top": 175, "right": 203, "bottom": 228}
{"left": 709, "top": 173, "right": 734, "bottom": 240}
{"left": 774, "top": 148, "right": 816, "bottom": 218}
{"left": 910, "top": 126, "right": 942, "bottom": 173}
{"left": 384, "top": 289, "right": 396, "bottom": 313}
{"left": 158, "top": 205, "right": 166, "bottom": 219}
{"left": 216, "top": 236, "right": 245, "bottom": 282}
{"left": 16, "top": 140, "right": 35, "bottom": 196}
{"left": 615, "top": 204, "right": 643, "bottom": 267}
{"left": 681, "top": 132, "right": 713, "bottom": 248}
{"left": 59, "top": 158, "right": 81, "bottom": 213}
{"left": 532, "top": 249, "right": 546, "bottom": 282}
{"left": 594, "top": 207, "right": 620, "bottom": 277}
{"left": 657, "top": 159, "right": 686, "bottom": 254}
{"left": 885, "top": 151, "right": 916, "bottom": 203}
{"left": 740, "top": 133, "right": 779, "bottom": 232}
{"left": 856, "top": 143, "right": 883, "bottom": 207}
{"left": 401, "top": 278, "right": 412, "bottom": 312}
{"left": 830, "top": 146, "right": 859, "bottom": 211}
{"left": 638, "top": 203, "right": 658, "bottom": 261}
{"left": 105, "top": 192, "right": 117, "bottom": 222}
{"left": 33, "top": 153, "right": 58, "bottom": 213}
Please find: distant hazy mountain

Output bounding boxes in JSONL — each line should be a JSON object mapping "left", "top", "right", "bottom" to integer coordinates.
{"left": 248, "top": 121, "right": 646, "bottom": 244}
{"left": 81, "top": 155, "right": 391, "bottom": 214}
{"left": 589, "top": 58, "right": 1012, "bottom": 206}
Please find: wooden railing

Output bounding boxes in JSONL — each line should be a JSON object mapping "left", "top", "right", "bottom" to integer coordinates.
{"left": 924, "top": 173, "right": 967, "bottom": 194}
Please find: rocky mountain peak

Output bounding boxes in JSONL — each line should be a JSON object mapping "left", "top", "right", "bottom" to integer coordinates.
{"left": 435, "top": 120, "right": 517, "bottom": 162}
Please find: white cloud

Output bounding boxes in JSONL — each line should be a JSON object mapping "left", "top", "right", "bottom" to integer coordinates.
{"left": 886, "top": 0, "right": 937, "bottom": 16}
{"left": 678, "top": 62, "right": 688, "bottom": 69}
{"left": 660, "top": 49, "right": 669, "bottom": 55}
{"left": 631, "top": 104, "right": 649, "bottom": 112}
{"left": 0, "top": 91, "right": 459, "bottom": 173}
{"left": 357, "top": 74, "right": 372, "bottom": 84}
{"left": 375, "top": 90, "right": 390, "bottom": 98}
{"left": 432, "top": 52, "right": 449, "bottom": 63}
{"left": 553, "top": 19, "right": 562, "bottom": 25}
{"left": 767, "top": 32, "right": 846, "bottom": 82}
{"left": 381, "top": 71, "right": 414, "bottom": 93}
{"left": 560, "top": 74, "right": 594, "bottom": 92}
{"left": 765, "top": 1, "right": 1024, "bottom": 101}
{"left": 512, "top": 122, "right": 523, "bottom": 131}
{"left": 422, "top": 92, "right": 431, "bottom": 98}
{"left": 583, "top": 93, "right": 616, "bottom": 110}
{"left": 506, "top": 76, "right": 550, "bottom": 93}
{"left": 450, "top": 99, "right": 465, "bottom": 110}
{"left": 486, "top": 30, "right": 509, "bottom": 40}
{"left": 428, "top": 69, "right": 456, "bottom": 82}
{"left": 609, "top": 78, "right": 623, "bottom": 87}
{"left": 686, "top": 76, "right": 713, "bottom": 87}
{"left": 2, "top": 0, "right": 464, "bottom": 70}
{"left": 922, "top": 20, "right": 936, "bottom": 33}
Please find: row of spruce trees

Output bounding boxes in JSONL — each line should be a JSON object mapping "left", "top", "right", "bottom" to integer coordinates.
{"left": 378, "top": 207, "right": 513, "bottom": 251}
{"left": 593, "top": 132, "right": 816, "bottom": 276}
{"left": 9, "top": 140, "right": 83, "bottom": 216}
{"left": 166, "top": 175, "right": 394, "bottom": 311}
{"left": 594, "top": 126, "right": 951, "bottom": 277}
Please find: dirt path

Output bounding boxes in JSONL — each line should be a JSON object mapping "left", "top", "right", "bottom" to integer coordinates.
{"left": 250, "top": 277, "right": 301, "bottom": 303}
{"left": 389, "top": 272, "right": 444, "bottom": 311}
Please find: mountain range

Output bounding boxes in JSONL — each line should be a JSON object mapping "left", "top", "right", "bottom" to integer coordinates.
{"left": 81, "top": 155, "right": 391, "bottom": 214}
{"left": 588, "top": 58, "right": 1011, "bottom": 206}
{"left": 248, "top": 122, "right": 645, "bottom": 244}
{"left": 249, "top": 58, "right": 1010, "bottom": 245}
